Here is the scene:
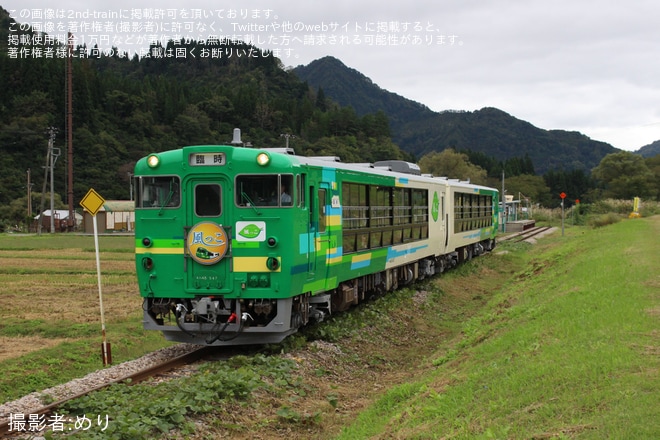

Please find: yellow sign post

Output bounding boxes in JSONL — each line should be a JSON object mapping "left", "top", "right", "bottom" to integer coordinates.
{"left": 80, "top": 188, "right": 105, "bottom": 216}
{"left": 80, "top": 188, "right": 112, "bottom": 366}
{"left": 629, "top": 197, "right": 642, "bottom": 218}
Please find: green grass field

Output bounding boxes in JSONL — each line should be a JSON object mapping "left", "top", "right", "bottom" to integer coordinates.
{"left": 0, "top": 217, "right": 658, "bottom": 439}
{"left": 336, "top": 216, "right": 659, "bottom": 439}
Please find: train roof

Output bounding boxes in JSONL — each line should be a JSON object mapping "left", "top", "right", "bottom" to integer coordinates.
{"left": 139, "top": 143, "right": 498, "bottom": 194}
{"left": 260, "top": 147, "right": 497, "bottom": 193}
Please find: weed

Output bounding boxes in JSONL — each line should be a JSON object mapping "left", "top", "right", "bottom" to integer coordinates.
{"left": 587, "top": 212, "right": 622, "bottom": 228}
{"left": 326, "top": 393, "right": 339, "bottom": 408}
{"left": 276, "top": 406, "right": 322, "bottom": 425}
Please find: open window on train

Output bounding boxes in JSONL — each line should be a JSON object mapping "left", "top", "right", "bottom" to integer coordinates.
{"left": 136, "top": 176, "right": 180, "bottom": 209}
{"left": 195, "top": 184, "right": 221, "bottom": 216}
{"left": 235, "top": 174, "right": 294, "bottom": 207}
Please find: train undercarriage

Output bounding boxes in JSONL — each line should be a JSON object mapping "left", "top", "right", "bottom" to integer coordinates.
{"left": 144, "top": 239, "right": 495, "bottom": 346}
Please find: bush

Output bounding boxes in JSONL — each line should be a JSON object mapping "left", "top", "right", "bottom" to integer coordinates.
{"left": 587, "top": 212, "right": 622, "bottom": 228}
{"left": 532, "top": 199, "right": 659, "bottom": 229}
{"left": 591, "top": 199, "right": 633, "bottom": 215}
{"left": 591, "top": 198, "right": 660, "bottom": 216}
{"left": 530, "top": 207, "right": 561, "bottom": 223}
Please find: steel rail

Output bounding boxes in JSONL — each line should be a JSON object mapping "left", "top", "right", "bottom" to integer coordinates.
{"left": 513, "top": 226, "right": 553, "bottom": 242}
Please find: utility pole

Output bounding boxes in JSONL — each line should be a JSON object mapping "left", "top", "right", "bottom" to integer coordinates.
{"left": 27, "top": 169, "right": 32, "bottom": 219}
{"left": 501, "top": 169, "right": 506, "bottom": 233}
{"left": 38, "top": 130, "right": 53, "bottom": 235}
{"left": 67, "top": 32, "right": 75, "bottom": 231}
{"left": 560, "top": 192, "right": 567, "bottom": 237}
{"left": 561, "top": 198, "right": 565, "bottom": 236}
{"left": 38, "top": 128, "right": 60, "bottom": 234}
{"left": 50, "top": 137, "right": 55, "bottom": 233}
{"left": 128, "top": 173, "right": 134, "bottom": 201}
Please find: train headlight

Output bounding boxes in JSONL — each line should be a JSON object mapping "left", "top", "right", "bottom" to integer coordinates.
{"left": 256, "top": 152, "right": 270, "bottom": 167}
{"left": 142, "top": 257, "right": 154, "bottom": 271}
{"left": 147, "top": 154, "right": 160, "bottom": 168}
{"left": 266, "top": 257, "right": 279, "bottom": 271}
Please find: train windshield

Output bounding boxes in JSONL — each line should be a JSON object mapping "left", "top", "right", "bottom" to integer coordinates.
{"left": 195, "top": 184, "right": 222, "bottom": 216}
{"left": 235, "top": 174, "right": 293, "bottom": 207}
{"left": 136, "top": 176, "right": 181, "bottom": 209}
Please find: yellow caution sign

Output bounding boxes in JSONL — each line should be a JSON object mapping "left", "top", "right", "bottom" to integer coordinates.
{"left": 80, "top": 188, "right": 106, "bottom": 217}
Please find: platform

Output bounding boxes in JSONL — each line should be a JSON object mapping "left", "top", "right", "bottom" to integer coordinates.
{"left": 505, "top": 220, "right": 536, "bottom": 233}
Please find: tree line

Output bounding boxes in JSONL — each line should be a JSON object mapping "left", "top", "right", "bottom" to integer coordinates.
{"left": 0, "top": 27, "right": 410, "bottom": 229}
{"left": 418, "top": 149, "right": 658, "bottom": 209}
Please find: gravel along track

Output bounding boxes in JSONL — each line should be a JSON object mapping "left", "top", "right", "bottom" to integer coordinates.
{"left": 0, "top": 343, "right": 201, "bottom": 419}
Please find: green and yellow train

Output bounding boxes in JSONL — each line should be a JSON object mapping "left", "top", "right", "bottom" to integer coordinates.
{"left": 134, "top": 133, "right": 499, "bottom": 345}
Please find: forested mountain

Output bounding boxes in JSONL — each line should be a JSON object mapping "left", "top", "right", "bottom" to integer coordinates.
{"left": 0, "top": 7, "right": 405, "bottom": 212}
{"left": 293, "top": 56, "right": 437, "bottom": 134}
{"left": 293, "top": 56, "right": 620, "bottom": 174}
{"left": 638, "top": 140, "right": 660, "bottom": 158}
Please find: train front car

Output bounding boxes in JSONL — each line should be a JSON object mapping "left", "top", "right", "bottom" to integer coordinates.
{"left": 134, "top": 145, "right": 308, "bottom": 345}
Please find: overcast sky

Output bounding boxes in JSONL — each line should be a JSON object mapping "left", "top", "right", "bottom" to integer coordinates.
{"left": 6, "top": 0, "right": 660, "bottom": 151}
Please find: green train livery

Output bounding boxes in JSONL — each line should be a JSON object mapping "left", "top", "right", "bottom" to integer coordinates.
{"left": 134, "top": 133, "right": 498, "bottom": 345}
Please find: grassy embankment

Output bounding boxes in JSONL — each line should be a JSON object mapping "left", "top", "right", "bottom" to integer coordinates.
{"left": 337, "top": 216, "right": 659, "bottom": 439}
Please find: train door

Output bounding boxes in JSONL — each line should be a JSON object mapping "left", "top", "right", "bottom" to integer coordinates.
{"left": 184, "top": 178, "right": 233, "bottom": 292}
{"left": 307, "top": 183, "right": 333, "bottom": 293}
{"left": 442, "top": 190, "right": 449, "bottom": 250}
{"left": 306, "top": 185, "right": 317, "bottom": 278}
{"left": 432, "top": 188, "right": 448, "bottom": 253}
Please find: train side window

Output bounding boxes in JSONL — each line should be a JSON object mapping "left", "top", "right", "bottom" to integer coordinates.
{"left": 195, "top": 184, "right": 221, "bottom": 216}
{"left": 318, "top": 189, "right": 326, "bottom": 233}
{"left": 342, "top": 182, "right": 368, "bottom": 229}
{"left": 344, "top": 233, "right": 356, "bottom": 253}
{"left": 235, "top": 174, "right": 293, "bottom": 207}
{"left": 138, "top": 176, "right": 180, "bottom": 209}
{"left": 297, "top": 174, "right": 306, "bottom": 207}
{"left": 309, "top": 186, "right": 315, "bottom": 228}
{"left": 280, "top": 175, "right": 293, "bottom": 206}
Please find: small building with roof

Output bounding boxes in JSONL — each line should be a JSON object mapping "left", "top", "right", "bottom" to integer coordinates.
{"left": 81, "top": 200, "right": 134, "bottom": 234}
{"left": 34, "top": 209, "right": 83, "bottom": 232}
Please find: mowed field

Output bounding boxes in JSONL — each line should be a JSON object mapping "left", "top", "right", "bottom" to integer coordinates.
{"left": 0, "top": 234, "right": 171, "bottom": 401}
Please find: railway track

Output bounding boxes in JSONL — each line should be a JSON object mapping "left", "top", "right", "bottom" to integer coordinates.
{"left": 0, "top": 346, "right": 217, "bottom": 437}
{"left": 498, "top": 226, "right": 554, "bottom": 243}
{"left": 513, "top": 226, "right": 555, "bottom": 243}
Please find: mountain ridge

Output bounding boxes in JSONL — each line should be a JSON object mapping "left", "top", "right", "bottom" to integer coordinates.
{"left": 637, "top": 140, "right": 660, "bottom": 158}
{"left": 293, "top": 56, "right": 649, "bottom": 174}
